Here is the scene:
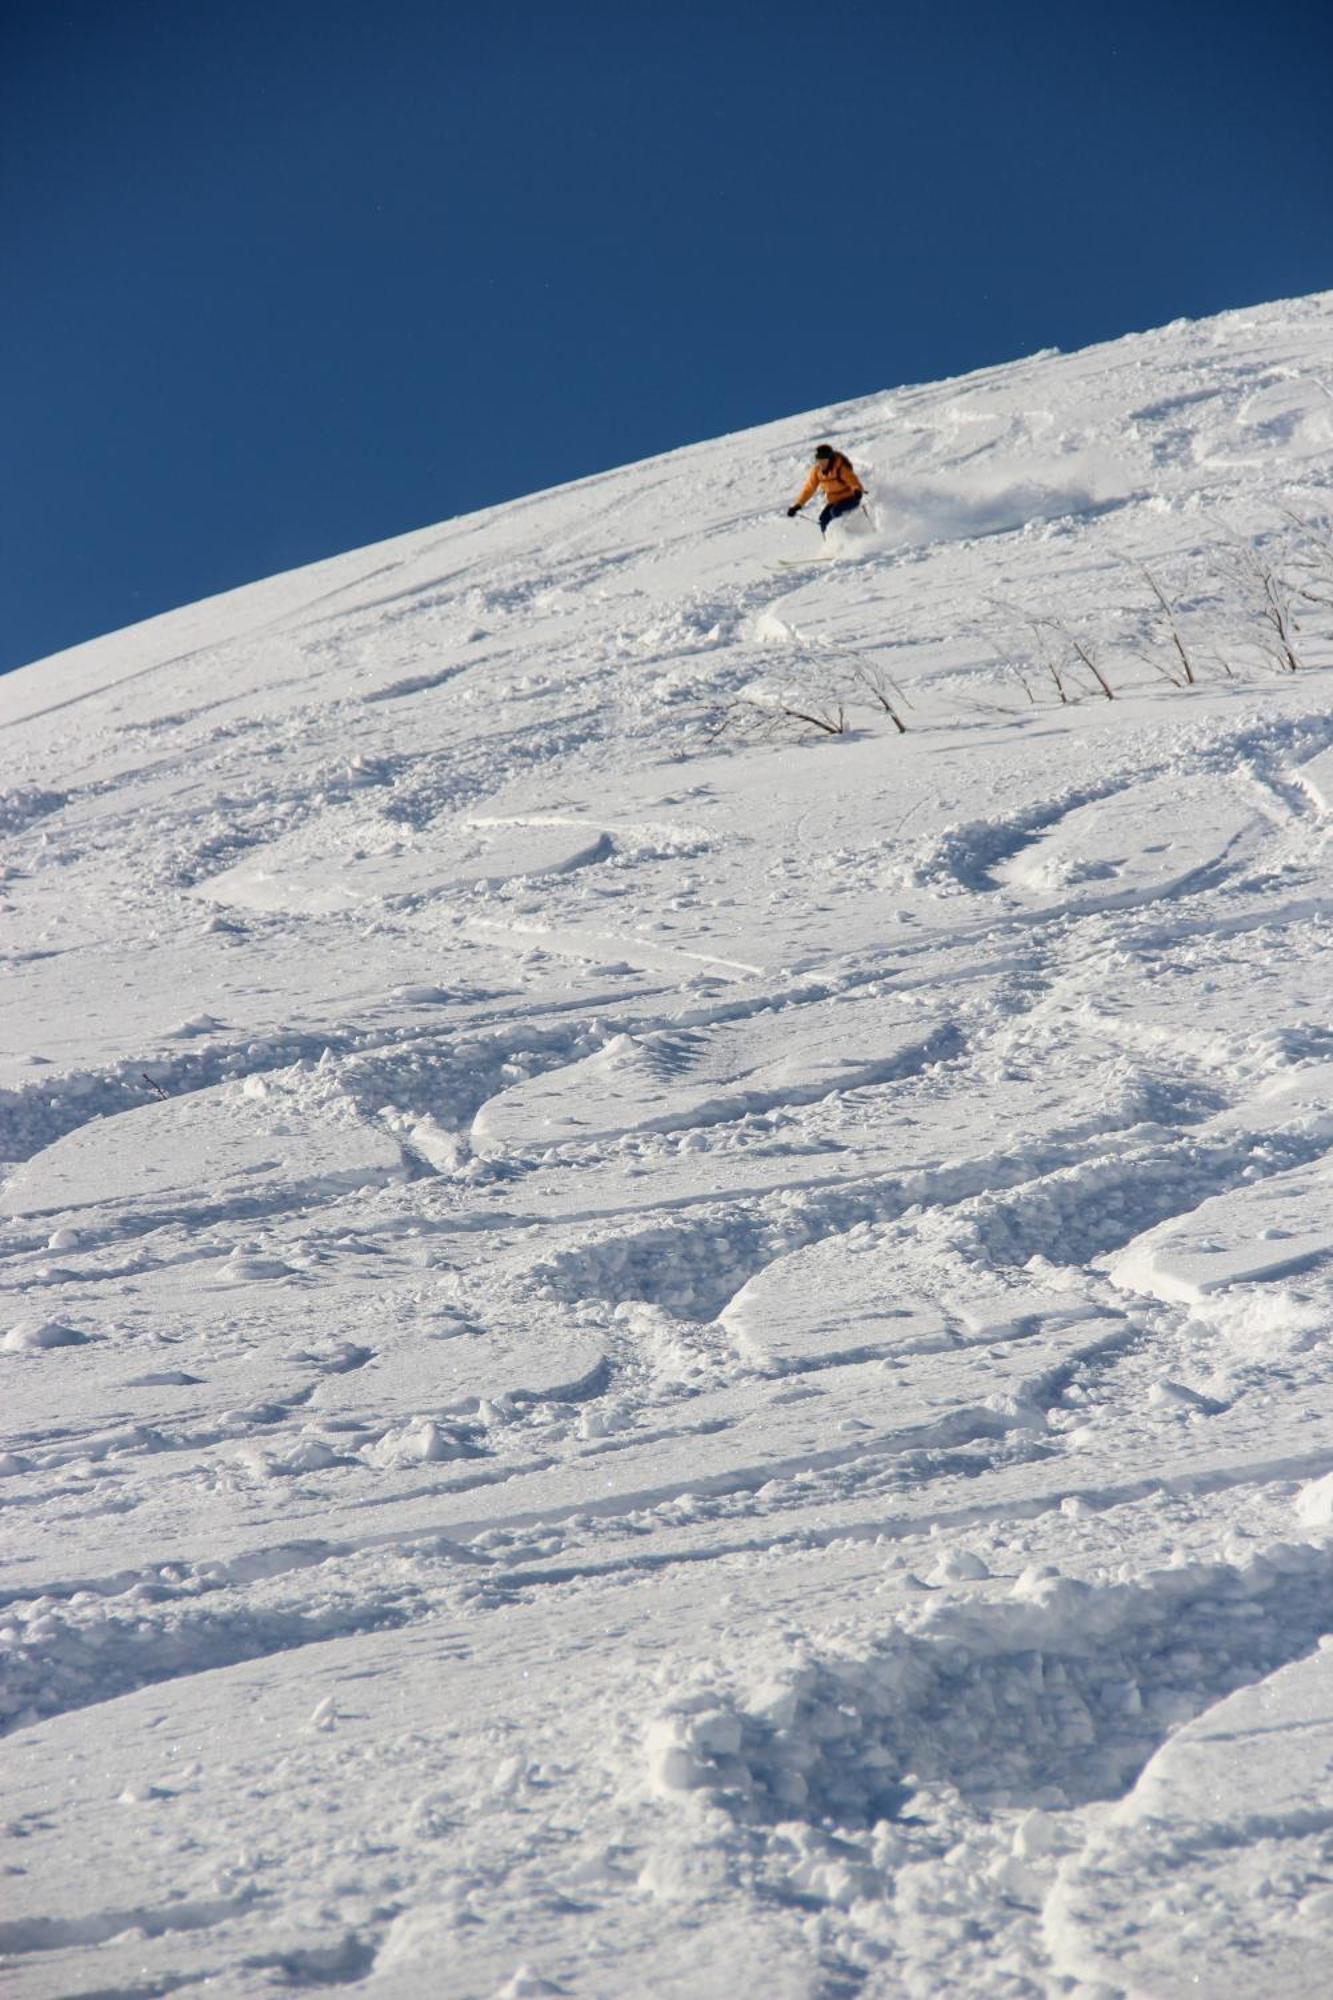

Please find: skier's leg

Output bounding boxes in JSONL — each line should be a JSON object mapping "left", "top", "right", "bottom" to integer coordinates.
{"left": 820, "top": 495, "right": 862, "bottom": 538}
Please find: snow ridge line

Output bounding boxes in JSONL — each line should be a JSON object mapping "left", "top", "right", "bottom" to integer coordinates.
{"left": 0, "top": 1399, "right": 1045, "bottom": 1740}
{"left": 0, "top": 1888, "right": 257, "bottom": 1957}
{"left": 0, "top": 962, "right": 907, "bottom": 1172}
{"left": 0, "top": 1561, "right": 429, "bottom": 1737}
{"left": 433, "top": 1441, "right": 1333, "bottom": 1605}
{"left": 525, "top": 1117, "right": 1332, "bottom": 1326}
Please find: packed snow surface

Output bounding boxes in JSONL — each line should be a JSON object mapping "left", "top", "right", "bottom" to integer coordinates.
{"left": 5, "top": 293, "right": 1333, "bottom": 1997}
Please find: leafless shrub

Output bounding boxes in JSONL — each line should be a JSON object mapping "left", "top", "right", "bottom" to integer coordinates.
{"left": 1211, "top": 529, "right": 1306, "bottom": 674}
{"left": 711, "top": 635, "right": 917, "bottom": 743}
{"left": 1028, "top": 620, "right": 1075, "bottom": 703}
{"left": 987, "top": 603, "right": 1071, "bottom": 705}
{"left": 1277, "top": 505, "right": 1333, "bottom": 613}
{"left": 1132, "top": 561, "right": 1204, "bottom": 687}
{"left": 834, "top": 647, "right": 910, "bottom": 733}
{"left": 989, "top": 603, "right": 1116, "bottom": 703}
{"left": 707, "top": 688, "right": 847, "bottom": 742}
{"left": 1008, "top": 662, "right": 1039, "bottom": 706}
{"left": 703, "top": 510, "right": 1333, "bottom": 762}
{"left": 773, "top": 697, "right": 847, "bottom": 736}
{"left": 1065, "top": 628, "right": 1116, "bottom": 701}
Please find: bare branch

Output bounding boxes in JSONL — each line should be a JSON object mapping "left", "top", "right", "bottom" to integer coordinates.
{"left": 708, "top": 692, "right": 846, "bottom": 742}
{"left": 780, "top": 701, "right": 847, "bottom": 736}
{"left": 1207, "top": 515, "right": 1307, "bottom": 673}
{"left": 1067, "top": 632, "right": 1115, "bottom": 701}
{"left": 842, "top": 657, "right": 908, "bottom": 733}
{"left": 1135, "top": 562, "right": 1199, "bottom": 686}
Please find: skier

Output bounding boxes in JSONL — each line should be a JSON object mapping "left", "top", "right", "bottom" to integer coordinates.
{"left": 787, "top": 444, "right": 864, "bottom": 535}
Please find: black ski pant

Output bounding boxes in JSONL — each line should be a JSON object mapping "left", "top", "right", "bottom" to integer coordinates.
{"left": 819, "top": 493, "right": 863, "bottom": 534}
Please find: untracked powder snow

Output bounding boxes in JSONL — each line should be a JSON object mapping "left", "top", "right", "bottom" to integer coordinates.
{"left": 4, "top": 292, "right": 1333, "bottom": 1996}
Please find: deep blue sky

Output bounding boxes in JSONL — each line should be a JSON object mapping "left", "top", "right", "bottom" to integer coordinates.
{"left": 3, "top": 0, "right": 1331, "bottom": 677}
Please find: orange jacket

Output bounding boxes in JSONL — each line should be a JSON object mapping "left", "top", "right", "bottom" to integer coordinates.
{"left": 792, "top": 450, "right": 863, "bottom": 510}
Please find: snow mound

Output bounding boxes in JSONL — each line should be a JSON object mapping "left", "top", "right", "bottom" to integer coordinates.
{"left": 1, "top": 1065, "right": 408, "bottom": 1219}
{"left": 1048, "top": 1641, "right": 1333, "bottom": 1998}
{"left": 651, "top": 1542, "right": 1333, "bottom": 1833}
{"left": 2, "top": 1317, "right": 90, "bottom": 1352}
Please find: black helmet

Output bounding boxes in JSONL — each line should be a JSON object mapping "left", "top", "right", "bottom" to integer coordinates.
{"left": 813, "top": 442, "right": 835, "bottom": 460}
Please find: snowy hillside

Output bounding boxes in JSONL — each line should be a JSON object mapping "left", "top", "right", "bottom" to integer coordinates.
{"left": 5, "top": 292, "right": 1333, "bottom": 1998}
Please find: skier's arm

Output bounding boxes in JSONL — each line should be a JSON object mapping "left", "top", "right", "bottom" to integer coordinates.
{"left": 789, "top": 466, "right": 821, "bottom": 513}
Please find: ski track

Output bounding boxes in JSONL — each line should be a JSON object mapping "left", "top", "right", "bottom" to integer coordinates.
{"left": 5, "top": 295, "right": 1333, "bottom": 1997}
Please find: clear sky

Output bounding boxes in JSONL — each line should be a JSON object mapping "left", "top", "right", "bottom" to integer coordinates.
{"left": 3, "top": 0, "right": 1331, "bottom": 677}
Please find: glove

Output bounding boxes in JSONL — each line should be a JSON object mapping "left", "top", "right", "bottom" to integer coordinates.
{"left": 786, "top": 506, "right": 800, "bottom": 518}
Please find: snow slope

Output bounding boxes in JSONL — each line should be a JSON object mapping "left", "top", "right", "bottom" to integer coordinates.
{"left": 5, "top": 292, "right": 1333, "bottom": 1997}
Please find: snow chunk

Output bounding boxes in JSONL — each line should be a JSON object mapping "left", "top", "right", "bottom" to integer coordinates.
{"left": 1294, "top": 1471, "right": 1333, "bottom": 1529}
{"left": 362, "top": 1416, "right": 483, "bottom": 1468}
{"left": 930, "top": 1548, "right": 991, "bottom": 1584}
{"left": 496, "top": 1969, "right": 564, "bottom": 1999}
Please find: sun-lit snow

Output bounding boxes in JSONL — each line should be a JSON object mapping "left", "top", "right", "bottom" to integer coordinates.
{"left": 4, "top": 293, "right": 1333, "bottom": 1997}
